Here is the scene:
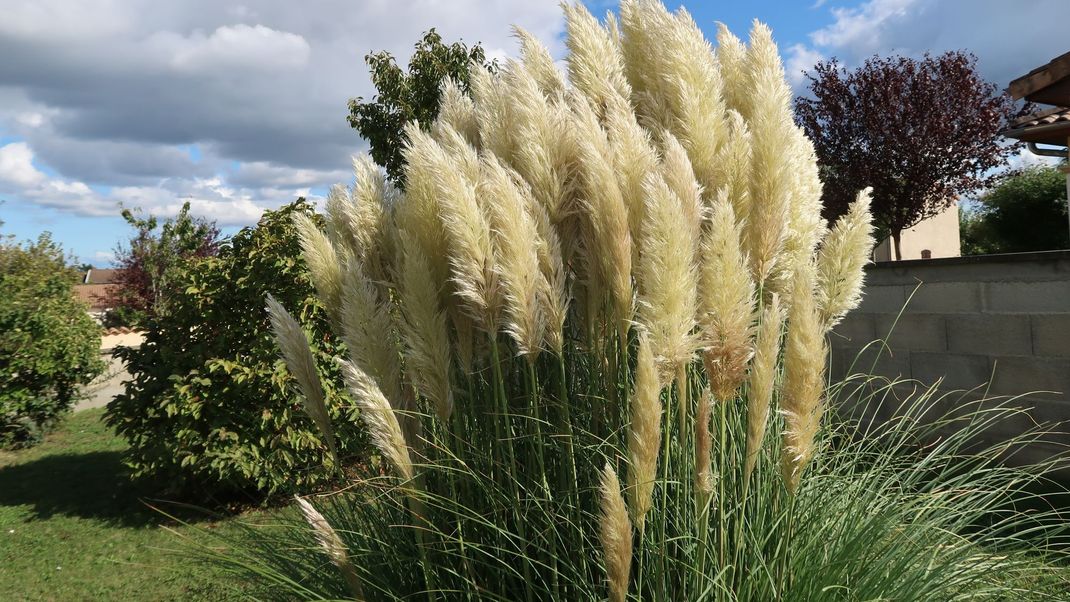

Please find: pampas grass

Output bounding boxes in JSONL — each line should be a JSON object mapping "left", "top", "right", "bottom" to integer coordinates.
{"left": 216, "top": 3, "right": 1070, "bottom": 600}
{"left": 265, "top": 294, "right": 339, "bottom": 466}
{"left": 599, "top": 463, "right": 633, "bottom": 602}
{"left": 295, "top": 496, "right": 366, "bottom": 600}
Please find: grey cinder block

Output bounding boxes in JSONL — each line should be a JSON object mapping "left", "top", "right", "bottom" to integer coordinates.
{"left": 989, "top": 356, "right": 1070, "bottom": 401}
{"left": 946, "top": 314, "right": 1032, "bottom": 356}
{"left": 986, "top": 281, "right": 1070, "bottom": 313}
{"left": 876, "top": 314, "right": 947, "bottom": 352}
{"left": 1033, "top": 315, "right": 1070, "bottom": 358}
{"left": 908, "top": 281, "right": 984, "bottom": 313}
{"left": 909, "top": 351, "right": 991, "bottom": 392}
{"left": 857, "top": 285, "right": 906, "bottom": 313}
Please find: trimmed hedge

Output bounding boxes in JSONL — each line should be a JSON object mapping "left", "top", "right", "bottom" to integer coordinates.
{"left": 105, "top": 200, "right": 366, "bottom": 496}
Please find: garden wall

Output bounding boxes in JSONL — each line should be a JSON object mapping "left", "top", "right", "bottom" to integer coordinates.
{"left": 829, "top": 250, "right": 1070, "bottom": 467}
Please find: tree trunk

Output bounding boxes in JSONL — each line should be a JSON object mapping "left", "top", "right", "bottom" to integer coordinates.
{"left": 892, "top": 230, "right": 902, "bottom": 261}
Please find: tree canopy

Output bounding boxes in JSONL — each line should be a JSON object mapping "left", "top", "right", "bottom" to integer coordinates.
{"left": 795, "top": 51, "right": 1018, "bottom": 259}
{"left": 1, "top": 232, "right": 103, "bottom": 447}
{"left": 346, "top": 29, "right": 491, "bottom": 186}
{"left": 961, "top": 165, "right": 1069, "bottom": 255}
{"left": 107, "top": 201, "right": 221, "bottom": 326}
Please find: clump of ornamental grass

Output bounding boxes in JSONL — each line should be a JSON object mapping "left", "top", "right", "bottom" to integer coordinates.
{"left": 190, "top": 1, "right": 1069, "bottom": 599}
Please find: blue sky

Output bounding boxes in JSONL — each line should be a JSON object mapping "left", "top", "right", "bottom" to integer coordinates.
{"left": 0, "top": 0, "right": 1065, "bottom": 266}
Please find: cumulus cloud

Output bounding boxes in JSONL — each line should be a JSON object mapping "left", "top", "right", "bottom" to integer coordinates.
{"left": 790, "top": 0, "right": 1070, "bottom": 95}
{"left": 167, "top": 24, "right": 311, "bottom": 72}
{"left": 0, "top": 0, "right": 564, "bottom": 224}
{"left": 785, "top": 44, "right": 824, "bottom": 88}
{"left": 0, "top": 142, "right": 45, "bottom": 188}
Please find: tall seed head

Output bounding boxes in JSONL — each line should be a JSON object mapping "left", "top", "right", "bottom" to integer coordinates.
{"left": 741, "top": 21, "right": 794, "bottom": 286}
{"left": 817, "top": 188, "right": 874, "bottom": 331}
{"left": 599, "top": 463, "right": 633, "bottom": 602}
{"left": 482, "top": 155, "right": 546, "bottom": 358}
{"left": 514, "top": 26, "right": 565, "bottom": 96}
{"left": 338, "top": 358, "right": 414, "bottom": 482}
{"left": 266, "top": 295, "right": 338, "bottom": 465}
{"left": 396, "top": 229, "right": 453, "bottom": 421}
{"left": 638, "top": 172, "right": 699, "bottom": 379}
{"left": 700, "top": 192, "right": 756, "bottom": 401}
{"left": 340, "top": 256, "right": 404, "bottom": 409}
{"left": 564, "top": 2, "right": 632, "bottom": 117}
{"left": 745, "top": 294, "right": 784, "bottom": 484}
{"left": 627, "top": 333, "right": 662, "bottom": 530}
{"left": 294, "top": 213, "right": 345, "bottom": 327}
{"left": 295, "top": 496, "right": 365, "bottom": 601}
{"left": 435, "top": 79, "right": 480, "bottom": 148}
{"left": 780, "top": 262, "right": 826, "bottom": 493}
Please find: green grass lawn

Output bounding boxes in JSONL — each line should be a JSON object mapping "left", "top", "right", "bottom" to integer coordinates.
{"left": 0, "top": 408, "right": 259, "bottom": 601}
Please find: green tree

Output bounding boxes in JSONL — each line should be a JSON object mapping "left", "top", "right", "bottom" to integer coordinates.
{"left": 1, "top": 232, "right": 104, "bottom": 447}
{"left": 107, "top": 201, "right": 221, "bottom": 326}
{"left": 104, "top": 199, "right": 365, "bottom": 496}
{"left": 347, "top": 29, "right": 491, "bottom": 186}
{"left": 960, "top": 165, "right": 1069, "bottom": 255}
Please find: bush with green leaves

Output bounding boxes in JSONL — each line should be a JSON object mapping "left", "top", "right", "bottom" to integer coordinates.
{"left": 1, "top": 233, "right": 104, "bottom": 448}
{"left": 105, "top": 199, "right": 366, "bottom": 496}
{"left": 961, "top": 165, "right": 1070, "bottom": 255}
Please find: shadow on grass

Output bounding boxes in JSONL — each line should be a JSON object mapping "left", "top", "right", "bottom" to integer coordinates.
{"left": 0, "top": 450, "right": 227, "bottom": 528}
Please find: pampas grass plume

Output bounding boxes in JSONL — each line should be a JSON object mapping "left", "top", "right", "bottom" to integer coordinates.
{"left": 599, "top": 463, "right": 633, "bottom": 602}
{"left": 396, "top": 229, "right": 453, "bottom": 420}
{"left": 627, "top": 333, "right": 661, "bottom": 530}
{"left": 338, "top": 358, "right": 414, "bottom": 481}
{"left": 700, "top": 192, "right": 756, "bottom": 401}
{"left": 294, "top": 213, "right": 345, "bottom": 327}
{"left": 745, "top": 294, "right": 783, "bottom": 484}
{"left": 266, "top": 295, "right": 339, "bottom": 465}
{"left": 817, "top": 188, "right": 874, "bottom": 331}
{"left": 482, "top": 155, "right": 546, "bottom": 358}
{"left": 296, "top": 496, "right": 365, "bottom": 601}
{"left": 638, "top": 172, "right": 698, "bottom": 378}
{"left": 780, "top": 262, "right": 826, "bottom": 493}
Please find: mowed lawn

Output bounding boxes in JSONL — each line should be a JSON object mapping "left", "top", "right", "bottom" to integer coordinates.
{"left": 0, "top": 408, "right": 262, "bottom": 601}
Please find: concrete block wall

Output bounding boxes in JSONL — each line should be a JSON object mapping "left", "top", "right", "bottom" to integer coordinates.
{"left": 829, "top": 251, "right": 1070, "bottom": 462}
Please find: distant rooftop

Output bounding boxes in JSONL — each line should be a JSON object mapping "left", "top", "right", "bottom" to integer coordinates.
{"left": 83, "top": 268, "right": 119, "bottom": 285}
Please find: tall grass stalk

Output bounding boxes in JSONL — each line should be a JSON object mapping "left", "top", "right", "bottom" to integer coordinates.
{"left": 198, "top": 1, "right": 1070, "bottom": 600}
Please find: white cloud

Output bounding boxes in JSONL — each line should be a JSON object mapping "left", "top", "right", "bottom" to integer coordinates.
{"left": 14, "top": 112, "right": 45, "bottom": 128}
{"left": 167, "top": 24, "right": 311, "bottom": 72}
{"left": 785, "top": 44, "right": 825, "bottom": 88}
{"left": 0, "top": 142, "right": 45, "bottom": 187}
{"left": 1005, "top": 146, "right": 1062, "bottom": 172}
{"left": 0, "top": 0, "right": 565, "bottom": 229}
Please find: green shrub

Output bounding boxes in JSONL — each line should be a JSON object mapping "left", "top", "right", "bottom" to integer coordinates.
{"left": 1, "top": 233, "right": 104, "bottom": 448}
{"left": 105, "top": 199, "right": 366, "bottom": 497}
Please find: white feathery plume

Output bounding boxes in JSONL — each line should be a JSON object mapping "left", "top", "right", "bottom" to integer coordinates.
{"left": 514, "top": 26, "right": 565, "bottom": 96}
{"left": 482, "top": 155, "right": 546, "bottom": 359}
{"left": 294, "top": 213, "right": 346, "bottom": 327}
{"left": 295, "top": 496, "right": 365, "bottom": 601}
{"left": 599, "top": 463, "right": 633, "bottom": 602}
{"left": 396, "top": 229, "right": 453, "bottom": 420}
{"left": 339, "top": 255, "right": 404, "bottom": 409}
{"left": 338, "top": 358, "right": 414, "bottom": 481}
{"left": 266, "top": 295, "right": 338, "bottom": 465}
{"left": 699, "top": 192, "right": 756, "bottom": 401}
{"left": 637, "top": 172, "right": 698, "bottom": 378}
{"left": 817, "top": 188, "right": 874, "bottom": 331}
{"left": 563, "top": 2, "right": 632, "bottom": 117}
